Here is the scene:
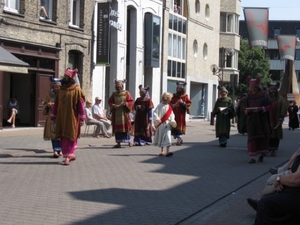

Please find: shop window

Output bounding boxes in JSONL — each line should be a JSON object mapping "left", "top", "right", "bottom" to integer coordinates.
{"left": 69, "top": 0, "right": 84, "bottom": 28}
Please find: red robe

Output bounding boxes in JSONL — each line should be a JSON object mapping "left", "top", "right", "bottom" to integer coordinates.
{"left": 170, "top": 93, "right": 191, "bottom": 134}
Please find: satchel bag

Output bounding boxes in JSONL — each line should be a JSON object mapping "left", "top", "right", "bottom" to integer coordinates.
{"left": 262, "top": 170, "right": 290, "bottom": 196}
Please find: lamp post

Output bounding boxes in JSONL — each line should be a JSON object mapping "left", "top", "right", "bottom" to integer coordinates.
{"left": 210, "top": 48, "right": 235, "bottom": 125}
{"left": 210, "top": 48, "right": 235, "bottom": 87}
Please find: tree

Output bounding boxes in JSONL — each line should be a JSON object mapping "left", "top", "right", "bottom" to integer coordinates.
{"left": 236, "top": 39, "right": 271, "bottom": 96}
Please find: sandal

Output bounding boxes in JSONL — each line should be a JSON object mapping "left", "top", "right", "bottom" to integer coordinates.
{"left": 158, "top": 153, "right": 164, "bottom": 156}
{"left": 62, "top": 158, "right": 70, "bottom": 165}
{"left": 248, "top": 158, "right": 256, "bottom": 164}
{"left": 113, "top": 144, "right": 121, "bottom": 148}
{"left": 53, "top": 152, "right": 60, "bottom": 158}
{"left": 166, "top": 152, "right": 173, "bottom": 157}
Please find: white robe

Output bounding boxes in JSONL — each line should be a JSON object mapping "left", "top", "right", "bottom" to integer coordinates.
{"left": 153, "top": 103, "right": 176, "bottom": 147}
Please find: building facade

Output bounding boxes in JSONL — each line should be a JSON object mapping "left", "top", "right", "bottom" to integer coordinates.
{"left": 0, "top": 0, "right": 94, "bottom": 129}
{"left": 93, "top": 0, "right": 240, "bottom": 121}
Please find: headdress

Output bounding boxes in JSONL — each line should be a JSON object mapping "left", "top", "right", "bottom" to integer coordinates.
{"left": 246, "top": 76, "right": 261, "bottom": 86}
{"left": 218, "top": 86, "right": 228, "bottom": 93}
{"left": 176, "top": 81, "right": 187, "bottom": 87}
{"left": 49, "top": 76, "right": 62, "bottom": 86}
{"left": 113, "top": 78, "right": 127, "bottom": 84}
{"left": 139, "top": 85, "right": 150, "bottom": 98}
{"left": 64, "top": 68, "right": 78, "bottom": 79}
{"left": 267, "top": 82, "right": 280, "bottom": 90}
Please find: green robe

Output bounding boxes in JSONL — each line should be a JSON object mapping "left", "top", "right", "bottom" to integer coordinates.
{"left": 212, "top": 96, "right": 235, "bottom": 138}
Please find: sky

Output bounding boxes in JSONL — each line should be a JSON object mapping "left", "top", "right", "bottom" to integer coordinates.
{"left": 240, "top": 0, "right": 300, "bottom": 20}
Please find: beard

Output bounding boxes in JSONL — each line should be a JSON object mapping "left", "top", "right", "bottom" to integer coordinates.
{"left": 61, "top": 77, "right": 75, "bottom": 87}
{"left": 269, "top": 91, "right": 278, "bottom": 99}
{"left": 115, "top": 86, "right": 122, "bottom": 92}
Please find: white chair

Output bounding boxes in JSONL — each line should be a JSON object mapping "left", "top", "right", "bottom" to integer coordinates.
{"left": 83, "top": 121, "right": 96, "bottom": 137}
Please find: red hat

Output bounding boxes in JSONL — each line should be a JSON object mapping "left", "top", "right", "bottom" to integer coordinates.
{"left": 65, "top": 68, "right": 78, "bottom": 79}
{"left": 247, "top": 76, "right": 261, "bottom": 87}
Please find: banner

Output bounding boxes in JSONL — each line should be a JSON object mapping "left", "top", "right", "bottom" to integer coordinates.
{"left": 96, "top": 3, "right": 110, "bottom": 64}
{"left": 243, "top": 7, "right": 269, "bottom": 48}
{"left": 276, "top": 35, "right": 297, "bottom": 61}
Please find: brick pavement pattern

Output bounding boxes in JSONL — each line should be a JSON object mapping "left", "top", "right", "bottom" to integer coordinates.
{"left": 0, "top": 121, "right": 295, "bottom": 225}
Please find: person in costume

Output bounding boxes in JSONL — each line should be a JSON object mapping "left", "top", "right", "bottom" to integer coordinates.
{"left": 133, "top": 85, "right": 154, "bottom": 146}
{"left": 108, "top": 79, "right": 134, "bottom": 148}
{"left": 267, "top": 82, "right": 287, "bottom": 156}
{"left": 211, "top": 86, "right": 235, "bottom": 147}
{"left": 236, "top": 93, "right": 248, "bottom": 135}
{"left": 43, "top": 77, "right": 61, "bottom": 158}
{"left": 170, "top": 81, "right": 192, "bottom": 146}
{"left": 244, "top": 77, "right": 272, "bottom": 163}
{"left": 153, "top": 92, "right": 177, "bottom": 157}
{"left": 287, "top": 100, "right": 299, "bottom": 131}
{"left": 51, "top": 68, "right": 86, "bottom": 165}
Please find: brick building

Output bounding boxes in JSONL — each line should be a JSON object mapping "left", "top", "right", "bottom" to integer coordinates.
{"left": 0, "top": 0, "right": 94, "bottom": 129}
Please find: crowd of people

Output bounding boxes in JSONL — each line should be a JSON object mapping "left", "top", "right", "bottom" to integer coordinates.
{"left": 41, "top": 69, "right": 300, "bottom": 223}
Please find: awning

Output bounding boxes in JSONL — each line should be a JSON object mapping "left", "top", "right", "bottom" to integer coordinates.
{"left": 0, "top": 46, "right": 29, "bottom": 74}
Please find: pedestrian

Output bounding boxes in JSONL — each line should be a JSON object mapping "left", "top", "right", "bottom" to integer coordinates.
{"left": 287, "top": 100, "right": 299, "bottom": 130}
{"left": 170, "top": 81, "right": 192, "bottom": 146}
{"left": 43, "top": 77, "right": 61, "bottom": 158}
{"left": 133, "top": 85, "right": 154, "bottom": 146}
{"left": 51, "top": 68, "right": 86, "bottom": 165}
{"left": 267, "top": 82, "right": 287, "bottom": 156}
{"left": 244, "top": 77, "right": 272, "bottom": 163}
{"left": 108, "top": 79, "right": 134, "bottom": 148}
{"left": 153, "top": 92, "right": 177, "bottom": 157}
{"left": 91, "top": 97, "right": 111, "bottom": 138}
{"left": 7, "top": 95, "right": 19, "bottom": 128}
{"left": 211, "top": 86, "right": 235, "bottom": 147}
{"left": 236, "top": 93, "right": 248, "bottom": 135}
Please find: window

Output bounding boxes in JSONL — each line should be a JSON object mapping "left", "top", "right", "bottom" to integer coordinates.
{"left": 296, "top": 50, "right": 300, "bottom": 60}
{"left": 69, "top": 0, "right": 84, "bottom": 28}
{"left": 205, "top": 4, "right": 210, "bottom": 20}
{"left": 203, "top": 43, "right": 208, "bottom": 60}
{"left": 274, "top": 28, "right": 281, "bottom": 38}
{"left": 193, "top": 40, "right": 198, "bottom": 57}
{"left": 68, "top": 50, "right": 83, "bottom": 84}
{"left": 40, "top": 0, "right": 56, "bottom": 21}
{"left": 195, "top": 0, "right": 200, "bottom": 14}
{"left": 4, "top": 0, "right": 20, "bottom": 13}
{"left": 296, "top": 28, "right": 300, "bottom": 37}
{"left": 220, "top": 12, "right": 238, "bottom": 34}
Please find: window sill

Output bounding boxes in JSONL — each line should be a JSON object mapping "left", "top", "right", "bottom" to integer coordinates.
{"left": 3, "top": 9, "right": 24, "bottom": 18}
{"left": 68, "top": 24, "right": 84, "bottom": 32}
{"left": 39, "top": 18, "right": 56, "bottom": 25}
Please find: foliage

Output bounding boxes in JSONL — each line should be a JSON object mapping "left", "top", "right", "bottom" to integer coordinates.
{"left": 235, "top": 40, "right": 271, "bottom": 97}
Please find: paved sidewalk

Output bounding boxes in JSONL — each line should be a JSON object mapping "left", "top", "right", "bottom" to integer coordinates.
{"left": 0, "top": 121, "right": 295, "bottom": 225}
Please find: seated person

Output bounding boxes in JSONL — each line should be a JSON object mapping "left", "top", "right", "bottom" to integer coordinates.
{"left": 85, "top": 100, "right": 110, "bottom": 138}
{"left": 7, "top": 95, "right": 19, "bottom": 128}
{"left": 247, "top": 146, "right": 300, "bottom": 224}
{"left": 92, "top": 97, "right": 112, "bottom": 133}
{"left": 40, "top": 0, "right": 50, "bottom": 20}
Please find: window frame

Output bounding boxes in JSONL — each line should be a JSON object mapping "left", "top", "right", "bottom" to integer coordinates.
{"left": 4, "top": 0, "right": 20, "bottom": 13}
{"left": 69, "top": 0, "right": 81, "bottom": 28}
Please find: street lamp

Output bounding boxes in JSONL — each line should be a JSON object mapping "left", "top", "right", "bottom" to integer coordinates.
{"left": 210, "top": 48, "right": 235, "bottom": 87}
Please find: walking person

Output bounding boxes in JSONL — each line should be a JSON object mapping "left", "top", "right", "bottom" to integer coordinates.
{"left": 287, "top": 100, "right": 299, "bottom": 130}
{"left": 51, "top": 68, "right": 86, "bottom": 165}
{"left": 170, "top": 81, "right": 192, "bottom": 146}
{"left": 133, "top": 85, "right": 154, "bottom": 146}
{"left": 108, "top": 79, "right": 134, "bottom": 148}
{"left": 244, "top": 77, "right": 272, "bottom": 163}
{"left": 267, "top": 82, "right": 287, "bottom": 156}
{"left": 211, "top": 86, "right": 235, "bottom": 147}
{"left": 43, "top": 78, "right": 61, "bottom": 158}
{"left": 153, "top": 92, "right": 177, "bottom": 157}
{"left": 236, "top": 93, "right": 248, "bottom": 135}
